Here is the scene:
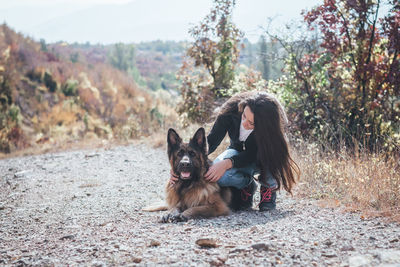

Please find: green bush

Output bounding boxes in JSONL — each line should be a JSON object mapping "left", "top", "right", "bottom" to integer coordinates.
{"left": 62, "top": 79, "right": 79, "bottom": 97}
{"left": 8, "top": 104, "right": 20, "bottom": 123}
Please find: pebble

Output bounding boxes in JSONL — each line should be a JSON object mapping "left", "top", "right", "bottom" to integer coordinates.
{"left": 348, "top": 255, "right": 373, "bottom": 267}
{"left": 251, "top": 243, "right": 269, "bottom": 251}
{"left": 14, "top": 170, "right": 32, "bottom": 178}
{"left": 196, "top": 238, "right": 218, "bottom": 248}
{"left": 59, "top": 235, "right": 75, "bottom": 240}
{"left": 149, "top": 240, "right": 161, "bottom": 247}
{"left": 341, "top": 245, "right": 355, "bottom": 251}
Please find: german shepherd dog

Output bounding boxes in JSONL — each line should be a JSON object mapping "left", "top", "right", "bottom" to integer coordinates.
{"left": 161, "top": 128, "right": 233, "bottom": 223}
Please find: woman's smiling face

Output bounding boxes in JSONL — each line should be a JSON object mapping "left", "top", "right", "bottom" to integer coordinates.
{"left": 242, "top": 106, "right": 255, "bottom": 130}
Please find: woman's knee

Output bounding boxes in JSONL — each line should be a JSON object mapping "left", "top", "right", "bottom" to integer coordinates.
{"left": 217, "top": 169, "right": 252, "bottom": 189}
{"left": 213, "top": 149, "right": 239, "bottom": 164}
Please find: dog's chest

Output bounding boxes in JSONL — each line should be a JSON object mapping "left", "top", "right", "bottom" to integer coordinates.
{"left": 181, "top": 186, "right": 211, "bottom": 208}
{"left": 169, "top": 183, "right": 219, "bottom": 210}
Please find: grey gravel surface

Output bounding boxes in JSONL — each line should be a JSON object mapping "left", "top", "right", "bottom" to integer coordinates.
{"left": 1, "top": 144, "right": 400, "bottom": 266}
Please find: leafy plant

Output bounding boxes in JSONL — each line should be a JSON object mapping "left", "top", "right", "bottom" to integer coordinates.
{"left": 269, "top": 0, "right": 400, "bottom": 152}
{"left": 62, "top": 79, "right": 79, "bottom": 97}
{"left": 177, "top": 0, "right": 243, "bottom": 123}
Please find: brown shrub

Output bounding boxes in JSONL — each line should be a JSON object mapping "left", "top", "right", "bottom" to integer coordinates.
{"left": 293, "top": 140, "right": 400, "bottom": 221}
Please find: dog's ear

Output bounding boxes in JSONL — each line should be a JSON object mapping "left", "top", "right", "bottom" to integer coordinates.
{"left": 167, "top": 128, "right": 181, "bottom": 152}
{"left": 190, "top": 127, "right": 207, "bottom": 153}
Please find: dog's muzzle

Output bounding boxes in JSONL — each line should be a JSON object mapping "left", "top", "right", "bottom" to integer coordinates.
{"left": 178, "top": 155, "right": 192, "bottom": 179}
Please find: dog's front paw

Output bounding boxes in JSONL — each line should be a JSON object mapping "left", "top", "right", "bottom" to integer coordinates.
{"left": 160, "top": 213, "right": 172, "bottom": 223}
{"left": 169, "top": 213, "right": 188, "bottom": 222}
{"left": 159, "top": 213, "right": 188, "bottom": 223}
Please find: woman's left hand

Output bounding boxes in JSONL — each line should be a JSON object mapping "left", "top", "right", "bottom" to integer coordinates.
{"left": 205, "top": 159, "right": 232, "bottom": 182}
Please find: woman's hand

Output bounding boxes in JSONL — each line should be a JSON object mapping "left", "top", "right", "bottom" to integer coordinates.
{"left": 205, "top": 159, "right": 232, "bottom": 182}
{"left": 169, "top": 169, "right": 179, "bottom": 187}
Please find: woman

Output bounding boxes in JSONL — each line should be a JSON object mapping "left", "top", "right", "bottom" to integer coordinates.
{"left": 171, "top": 91, "right": 300, "bottom": 211}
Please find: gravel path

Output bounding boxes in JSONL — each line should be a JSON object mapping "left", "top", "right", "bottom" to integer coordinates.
{"left": 1, "top": 144, "right": 400, "bottom": 266}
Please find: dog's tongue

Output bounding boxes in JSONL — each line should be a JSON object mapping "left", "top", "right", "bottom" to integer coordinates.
{"left": 181, "top": 172, "right": 191, "bottom": 178}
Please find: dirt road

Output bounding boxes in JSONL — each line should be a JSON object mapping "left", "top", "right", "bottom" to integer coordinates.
{"left": 1, "top": 144, "right": 399, "bottom": 266}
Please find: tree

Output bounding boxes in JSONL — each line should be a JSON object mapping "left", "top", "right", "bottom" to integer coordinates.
{"left": 258, "top": 35, "right": 270, "bottom": 80}
{"left": 270, "top": 0, "right": 399, "bottom": 152}
{"left": 186, "top": 0, "right": 243, "bottom": 95}
{"left": 177, "top": 0, "right": 243, "bottom": 123}
{"left": 109, "top": 43, "right": 135, "bottom": 72}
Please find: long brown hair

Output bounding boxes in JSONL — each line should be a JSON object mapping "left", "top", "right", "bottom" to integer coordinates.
{"left": 219, "top": 91, "right": 300, "bottom": 193}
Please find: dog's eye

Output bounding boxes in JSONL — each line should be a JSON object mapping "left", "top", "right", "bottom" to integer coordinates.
{"left": 188, "top": 151, "right": 196, "bottom": 157}
{"left": 177, "top": 150, "right": 184, "bottom": 157}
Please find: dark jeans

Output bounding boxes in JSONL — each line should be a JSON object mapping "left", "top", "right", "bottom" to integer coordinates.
{"left": 213, "top": 149, "right": 277, "bottom": 189}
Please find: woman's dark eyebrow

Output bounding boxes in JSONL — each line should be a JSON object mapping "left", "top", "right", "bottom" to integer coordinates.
{"left": 243, "top": 112, "right": 254, "bottom": 125}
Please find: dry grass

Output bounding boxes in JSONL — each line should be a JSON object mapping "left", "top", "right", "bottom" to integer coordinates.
{"left": 293, "top": 140, "right": 400, "bottom": 222}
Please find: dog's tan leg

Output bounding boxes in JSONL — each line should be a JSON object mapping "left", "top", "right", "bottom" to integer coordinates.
{"left": 181, "top": 202, "right": 230, "bottom": 220}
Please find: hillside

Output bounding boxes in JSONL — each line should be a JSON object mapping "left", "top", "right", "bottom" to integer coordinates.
{"left": 0, "top": 24, "right": 178, "bottom": 154}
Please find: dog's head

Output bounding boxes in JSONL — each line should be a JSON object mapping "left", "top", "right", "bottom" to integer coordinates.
{"left": 167, "top": 128, "right": 208, "bottom": 181}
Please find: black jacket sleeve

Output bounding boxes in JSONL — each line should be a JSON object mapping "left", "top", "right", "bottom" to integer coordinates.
{"left": 207, "top": 114, "right": 231, "bottom": 155}
{"left": 229, "top": 133, "right": 257, "bottom": 168}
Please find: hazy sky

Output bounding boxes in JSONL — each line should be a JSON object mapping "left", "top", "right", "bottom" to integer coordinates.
{"left": 1, "top": 0, "right": 133, "bottom": 8}
{"left": 0, "top": 0, "right": 323, "bottom": 43}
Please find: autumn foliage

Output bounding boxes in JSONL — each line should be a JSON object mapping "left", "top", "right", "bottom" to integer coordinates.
{"left": 275, "top": 0, "right": 400, "bottom": 152}
{"left": 177, "top": 0, "right": 244, "bottom": 123}
{"left": 0, "top": 24, "right": 176, "bottom": 153}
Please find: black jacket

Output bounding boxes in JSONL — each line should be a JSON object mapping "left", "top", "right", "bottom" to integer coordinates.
{"left": 207, "top": 112, "right": 257, "bottom": 168}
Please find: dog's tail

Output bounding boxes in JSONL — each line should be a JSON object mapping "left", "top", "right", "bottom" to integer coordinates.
{"left": 142, "top": 201, "right": 168, "bottom": 212}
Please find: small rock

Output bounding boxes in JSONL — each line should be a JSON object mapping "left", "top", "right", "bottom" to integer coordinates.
{"left": 324, "top": 239, "right": 333, "bottom": 246}
{"left": 322, "top": 252, "right": 337, "bottom": 258}
{"left": 217, "top": 255, "right": 227, "bottom": 263}
{"left": 60, "top": 234, "right": 75, "bottom": 240}
{"left": 229, "top": 246, "right": 249, "bottom": 254}
{"left": 348, "top": 255, "right": 373, "bottom": 267}
{"left": 92, "top": 260, "right": 106, "bottom": 267}
{"left": 196, "top": 238, "right": 218, "bottom": 248}
{"left": 149, "top": 240, "right": 160, "bottom": 247}
{"left": 85, "top": 153, "right": 100, "bottom": 158}
{"left": 250, "top": 226, "right": 258, "bottom": 232}
{"left": 209, "top": 258, "right": 224, "bottom": 266}
{"left": 341, "top": 245, "right": 355, "bottom": 251}
{"left": 132, "top": 257, "right": 142, "bottom": 263}
{"left": 99, "top": 221, "right": 111, "bottom": 227}
{"left": 251, "top": 243, "right": 269, "bottom": 251}
{"left": 167, "top": 255, "right": 178, "bottom": 263}
{"left": 390, "top": 239, "right": 399, "bottom": 243}
{"left": 376, "top": 250, "right": 400, "bottom": 264}
{"left": 14, "top": 170, "right": 32, "bottom": 178}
